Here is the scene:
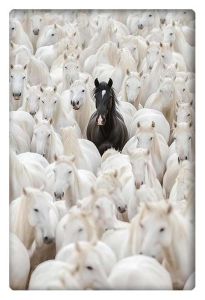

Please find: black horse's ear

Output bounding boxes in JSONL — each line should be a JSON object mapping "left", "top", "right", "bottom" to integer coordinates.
{"left": 108, "top": 78, "right": 113, "bottom": 88}
{"left": 94, "top": 78, "right": 99, "bottom": 87}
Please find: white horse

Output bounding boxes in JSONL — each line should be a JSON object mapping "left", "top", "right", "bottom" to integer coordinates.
{"left": 176, "top": 102, "right": 194, "bottom": 123}
{"left": 9, "top": 150, "right": 47, "bottom": 201}
{"left": 56, "top": 241, "right": 116, "bottom": 289}
{"left": 19, "top": 85, "right": 41, "bottom": 116}
{"left": 36, "top": 23, "right": 66, "bottom": 48}
{"left": 131, "top": 108, "right": 170, "bottom": 143}
{"left": 140, "top": 41, "right": 161, "bottom": 73}
{"left": 56, "top": 207, "right": 97, "bottom": 252}
{"left": 29, "top": 260, "right": 80, "bottom": 289}
{"left": 10, "top": 233, "right": 30, "bottom": 289}
{"left": 31, "top": 119, "right": 63, "bottom": 163}
{"left": 160, "top": 42, "right": 187, "bottom": 71}
{"left": 10, "top": 119, "right": 31, "bottom": 154}
{"left": 123, "top": 121, "right": 169, "bottom": 182}
{"left": 10, "top": 64, "right": 27, "bottom": 110}
{"left": 119, "top": 69, "right": 142, "bottom": 108}
{"left": 10, "top": 18, "right": 33, "bottom": 53}
{"left": 61, "top": 126, "right": 101, "bottom": 174}
{"left": 145, "top": 76, "right": 177, "bottom": 125}
{"left": 10, "top": 187, "right": 59, "bottom": 251}
{"left": 68, "top": 79, "right": 95, "bottom": 136}
{"left": 46, "top": 155, "right": 96, "bottom": 205}
{"left": 137, "top": 200, "right": 194, "bottom": 289}
{"left": 109, "top": 255, "right": 172, "bottom": 289}
{"left": 10, "top": 110, "right": 35, "bottom": 141}
{"left": 23, "top": 13, "right": 44, "bottom": 50}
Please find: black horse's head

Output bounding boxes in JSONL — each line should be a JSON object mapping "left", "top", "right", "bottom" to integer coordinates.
{"left": 94, "top": 78, "right": 117, "bottom": 126}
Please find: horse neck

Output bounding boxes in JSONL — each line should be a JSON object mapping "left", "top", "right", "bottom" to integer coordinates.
{"left": 53, "top": 96, "right": 66, "bottom": 125}
{"left": 15, "top": 195, "right": 35, "bottom": 249}
{"left": 56, "top": 39, "right": 67, "bottom": 56}
{"left": 151, "top": 132, "right": 162, "bottom": 161}
{"left": 63, "top": 129, "right": 82, "bottom": 159}
{"left": 10, "top": 151, "right": 24, "bottom": 176}
{"left": 128, "top": 214, "right": 143, "bottom": 255}
{"left": 74, "top": 91, "right": 93, "bottom": 126}
{"left": 121, "top": 76, "right": 128, "bottom": 101}
{"left": 66, "top": 165, "right": 81, "bottom": 205}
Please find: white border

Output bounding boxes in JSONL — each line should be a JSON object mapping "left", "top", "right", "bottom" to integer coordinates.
{"left": 1, "top": 0, "right": 204, "bottom": 299}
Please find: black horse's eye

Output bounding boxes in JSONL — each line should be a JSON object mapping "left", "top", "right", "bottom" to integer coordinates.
{"left": 34, "top": 208, "right": 39, "bottom": 212}
{"left": 86, "top": 266, "right": 93, "bottom": 271}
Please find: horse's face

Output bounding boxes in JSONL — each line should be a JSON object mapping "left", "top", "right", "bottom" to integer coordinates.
{"left": 70, "top": 82, "right": 87, "bottom": 110}
{"left": 30, "top": 15, "right": 43, "bottom": 36}
{"left": 42, "top": 24, "right": 59, "bottom": 46}
{"left": 125, "top": 75, "right": 141, "bottom": 104}
{"left": 163, "top": 25, "right": 175, "bottom": 44}
{"left": 95, "top": 83, "right": 113, "bottom": 126}
{"left": 130, "top": 149, "right": 149, "bottom": 189}
{"left": 40, "top": 86, "right": 59, "bottom": 121}
{"left": 63, "top": 60, "right": 79, "bottom": 83}
{"left": 136, "top": 127, "right": 155, "bottom": 150}
{"left": 10, "top": 64, "right": 26, "bottom": 100}
{"left": 27, "top": 190, "right": 56, "bottom": 244}
{"left": 53, "top": 161, "right": 74, "bottom": 200}
{"left": 32, "top": 122, "right": 51, "bottom": 158}
{"left": 93, "top": 196, "right": 116, "bottom": 230}
{"left": 138, "top": 12, "right": 155, "bottom": 30}
{"left": 139, "top": 201, "right": 172, "bottom": 261}
{"left": 176, "top": 103, "right": 192, "bottom": 123}
{"left": 146, "top": 44, "right": 160, "bottom": 71}
{"left": 10, "top": 20, "right": 18, "bottom": 38}
{"left": 159, "top": 77, "right": 175, "bottom": 99}
{"left": 63, "top": 210, "right": 94, "bottom": 245}
{"left": 174, "top": 122, "right": 192, "bottom": 161}
{"left": 26, "top": 86, "right": 41, "bottom": 116}
{"left": 161, "top": 43, "right": 172, "bottom": 63}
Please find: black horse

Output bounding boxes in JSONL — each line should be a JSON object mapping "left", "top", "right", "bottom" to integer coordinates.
{"left": 86, "top": 78, "right": 128, "bottom": 155}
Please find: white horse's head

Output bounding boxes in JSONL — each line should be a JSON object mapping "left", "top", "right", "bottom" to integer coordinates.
{"left": 10, "top": 19, "right": 21, "bottom": 39}
{"left": 173, "top": 122, "right": 193, "bottom": 162}
{"left": 10, "top": 64, "right": 27, "bottom": 101}
{"left": 175, "top": 77, "right": 191, "bottom": 103}
{"left": 96, "top": 170, "right": 128, "bottom": 215}
{"left": 159, "top": 76, "right": 175, "bottom": 99}
{"left": 32, "top": 119, "right": 52, "bottom": 158}
{"left": 53, "top": 155, "right": 75, "bottom": 200}
{"left": 39, "top": 86, "right": 59, "bottom": 121}
{"left": 176, "top": 102, "right": 193, "bottom": 123}
{"left": 56, "top": 241, "right": 114, "bottom": 289}
{"left": 163, "top": 24, "right": 176, "bottom": 44}
{"left": 23, "top": 187, "right": 57, "bottom": 245}
{"left": 29, "top": 14, "right": 43, "bottom": 36}
{"left": 63, "top": 54, "right": 80, "bottom": 85}
{"left": 146, "top": 41, "right": 161, "bottom": 71}
{"left": 38, "top": 23, "right": 62, "bottom": 47}
{"left": 26, "top": 85, "right": 41, "bottom": 116}
{"left": 60, "top": 208, "right": 97, "bottom": 247}
{"left": 69, "top": 79, "right": 89, "bottom": 111}
{"left": 137, "top": 11, "right": 158, "bottom": 31}
{"left": 138, "top": 200, "right": 173, "bottom": 261}
{"left": 124, "top": 70, "right": 141, "bottom": 104}
{"left": 129, "top": 148, "right": 155, "bottom": 189}
{"left": 135, "top": 121, "right": 156, "bottom": 150}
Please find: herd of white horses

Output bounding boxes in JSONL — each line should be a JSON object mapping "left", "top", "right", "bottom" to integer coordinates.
{"left": 9, "top": 10, "right": 195, "bottom": 290}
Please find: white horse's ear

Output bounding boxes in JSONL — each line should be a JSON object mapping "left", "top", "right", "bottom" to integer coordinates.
{"left": 84, "top": 77, "right": 89, "bottom": 84}
{"left": 64, "top": 53, "right": 67, "bottom": 60}
{"left": 40, "top": 86, "right": 44, "bottom": 93}
{"left": 90, "top": 186, "right": 95, "bottom": 194}
{"left": 173, "top": 121, "right": 177, "bottom": 128}
{"left": 139, "top": 70, "right": 143, "bottom": 77}
{"left": 160, "top": 42, "right": 163, "bottom": 47}
{"left": 76, "top": 54, "right": 80, "bottom": 60}
{"left": 10, "top": 64, "right": 14, "bottom": 69}
{"left": 190, "top": 100, "right": 193, "bottom": 106}
{"left": 175, "top": 62, "right": 178, "bottom": 70}
{"left": 151, "top": 121, "right": 155, "bottom": 128}
{"left": 24, "top": 64, "right": 27, "bottom": 70}
{"left": 53, "top": 86, "right": 57, "bottom": 93}
{"left": 166, "top": 204, "right": 172, "bottom": 214}
{"left": 189, "top": 122, "right": 192, "bottom": 128}
{"left": 126, "top": 69, "right": 130, "bottom": 76}
{"left": 49, "top": 119, "right": 53, "bottom": 125}
{"left": 117, "top": 41, "right": 120, "bottom": 48}
{"left": 137, "top": 121, "right": 141, "bottom": 128}
{"left": 22, "top": 187, "right": 28, "bottom": 196}
{"left": 54, "top": 154, "right": 58, "bottom": 161}
{"left": 146, "top": 149, "right": 150, "bottom": 156}
{"left": 172, "top": 21, "right": 175, "bottom": 26}
{"left": 185, "top": 76, "right": 189, "bottom": 82}
{"left": 73, "top": 31, "right": 77, "bottom": 37}
{"left": 170, "top": 42, "right": 173, "bottom": 48}
{"left": 113, "top": 170, "right": 118, "bottom": 178}
{"left": 146, "top": 40, "right": 150, "bottom": 46}
{"left": 54, "top": 23, "right": 57, "bottom": 29}
{"left": 75, "top": 241, "right": 81, "bottom": 253}
{"left": 10, "top": 41, "right": 14, "bottom": 48}
{"left": 70, "top": 79, "right": 73, "bottom": 86}
{"left": 69, "top": 155, "right": 75, "bottom": 162}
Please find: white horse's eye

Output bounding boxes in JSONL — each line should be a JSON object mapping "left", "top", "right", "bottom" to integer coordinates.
{"left": 54, "top": 100, "right": 57, "bottom": 104}
{"left": 51, "top": 33, "right": 55, "bottom": 36}
{"left": 22, "top": 76, "right": 26, "bottom": 79}
{"left": 82, "top": 89, "right": 85, "bottom": 92}
{"left": 150, "top": 137, "right": 153, "bottom": 140}
{"left": 187, "top": 113, "right": 191, "bottom": 117}
{"left": 42, "top": 100, "right": 44, "bottom": 103}
{"left": 34, "top": 208, "right": 39, "bottom": 212}
{"left": 159, "top": 227, "right": 165, "bottom": 232}
{"left": 149, "top": 14, "right": 152, "bottom": 17}
{"left": 78, "top": 228, "right": 83, "bottom": 232}
{"left": 86, "top": 266, "right": 93, "bottom": 271}
{"left": 68, "top": 170, "right": 72, "bottom": 174}
{"left": 96, "top": 204, "right": 100, "bottom": 209}
{"left": 10, "top": 75, "right": 13, "bottom": 79}
{"left": 38, "top": 97, "right": 40, "bottom": 100}
{"left": 26, "top": 97, "right": 29, "bottom": 101}
{"left": 189, "top": 136, "right": 192, "bottom": 140}
{"left": 11, "top": 27, "right": 15, "bottom": 30}
{"left": 48, "top": 134, "right": 51, "bottom": 138}
{"left": 139, "top": 222, "right": 144, "bottom": 229}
